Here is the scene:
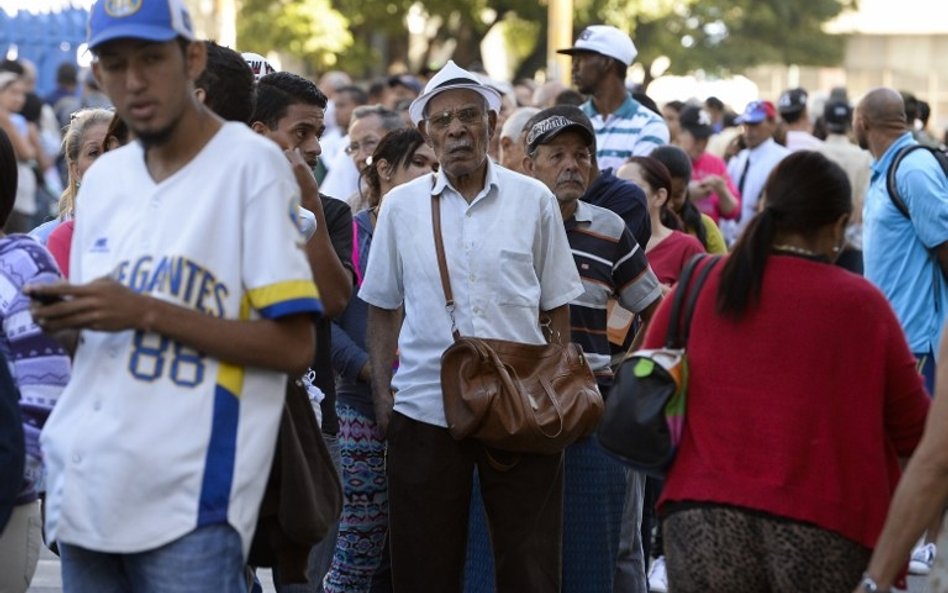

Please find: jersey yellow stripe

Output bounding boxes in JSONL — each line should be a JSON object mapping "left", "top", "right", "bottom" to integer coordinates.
{"left": 216, "top": 363, "right": 245, "bottom": 398}
{"left": 246, "top": 280, "right": 320, "bottom": 311}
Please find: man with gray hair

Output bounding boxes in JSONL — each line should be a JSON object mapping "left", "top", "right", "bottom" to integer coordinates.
{"left": 359, "top": 60, "right": 583, "bottom": 592}
{"left": 321, "top": 105, "right": 405, "bottom": 209}
{"left": 498, "top": 106, "right": 539, "bottom": 173}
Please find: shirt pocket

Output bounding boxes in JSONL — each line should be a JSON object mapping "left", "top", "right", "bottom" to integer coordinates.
{"left": 494, "top": 249, "right": 540, "bottom": 307}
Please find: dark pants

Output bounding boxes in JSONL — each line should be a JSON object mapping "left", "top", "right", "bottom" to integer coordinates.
{"left": 386, "top": 412, "right": 564, "bottom": 593}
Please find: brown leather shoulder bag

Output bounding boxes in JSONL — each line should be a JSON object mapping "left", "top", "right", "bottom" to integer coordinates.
{"left": 432, "top": 193, "right": 603, "bottom": 455}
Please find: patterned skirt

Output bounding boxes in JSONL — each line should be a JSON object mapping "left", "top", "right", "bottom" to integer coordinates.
{"left": 322, "top": 405, "right": 388, "bottom": 593}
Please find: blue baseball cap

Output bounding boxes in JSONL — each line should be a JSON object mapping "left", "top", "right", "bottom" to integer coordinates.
{"left": 735, "top": 100, "right": 777, "bottom": 125}
{"left": 88, "top": 0, "right": 195, "bottom": 51}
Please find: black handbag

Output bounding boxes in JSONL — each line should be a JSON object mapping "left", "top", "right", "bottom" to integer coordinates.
{"left": 597, "top": 255, "right": 719, "bottom": 477}
{"left": 248, "top": 377, "right": 343, "bottom": 583}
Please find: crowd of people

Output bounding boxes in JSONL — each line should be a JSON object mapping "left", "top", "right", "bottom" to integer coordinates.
{"left": 1, "top": 1, "right": 947, "bottom": 592}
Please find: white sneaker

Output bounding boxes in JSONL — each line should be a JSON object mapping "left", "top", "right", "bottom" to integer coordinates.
{"left": 648, "top": 556, "right": 668, "bottom": 593}
{"left": 909, "top": 542, "right": 936, "bottom": 575}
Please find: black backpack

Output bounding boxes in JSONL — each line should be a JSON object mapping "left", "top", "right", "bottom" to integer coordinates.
{"left": 885, "top": 144, "right": 948, "bottom": 220}
{"left": 885, "top": 143, "right": 948, "bottom": 285}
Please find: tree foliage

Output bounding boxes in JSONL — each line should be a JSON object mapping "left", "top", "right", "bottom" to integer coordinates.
{"left": 237, "top": 0, "right": 352, "bottom": 71}
{"left": 236, "top": 0, "right": 857, "bottom": 80}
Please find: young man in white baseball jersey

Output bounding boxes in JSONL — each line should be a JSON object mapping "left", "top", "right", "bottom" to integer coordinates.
{"left": 28, "top": 1, "right": 322, "bottom": 591}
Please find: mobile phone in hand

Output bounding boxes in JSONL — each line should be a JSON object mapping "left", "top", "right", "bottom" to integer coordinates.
{"left": 29, "top": 291, "right": 65, "bottom": 306}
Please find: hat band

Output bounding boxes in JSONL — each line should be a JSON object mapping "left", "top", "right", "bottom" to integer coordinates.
{"left": 433, "top": 77, "right": 480, "bottom": 90}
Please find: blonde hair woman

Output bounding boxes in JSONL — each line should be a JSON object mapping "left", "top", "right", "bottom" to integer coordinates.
{"left": 38, "top": 109, "right": 112, "bottom": 277}
{"left": 30, "top": 108, "right": 112, "bottom": 246}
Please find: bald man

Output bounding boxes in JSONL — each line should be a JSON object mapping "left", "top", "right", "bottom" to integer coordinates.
{"left": 857, "top": 86, "right": 948, "bottom": 395}
{"left": 857, "top": 88, "right": 948, "bottom": 574}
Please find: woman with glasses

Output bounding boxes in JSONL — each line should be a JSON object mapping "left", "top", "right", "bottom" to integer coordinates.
{"left": 324, "top": 128, "right": 437, "bottom": 593}
{"left": 323, "top": 105, "right": 404, "bottom": 212}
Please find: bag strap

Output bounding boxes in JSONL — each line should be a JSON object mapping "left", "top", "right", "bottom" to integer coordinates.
{"left": 680, "top": 256, "right": 720, "bottom": 345}
{"left": 665, "top": 254, "right": 718, "bottom": 349}
{"left": 664, "top": 255, "right": 703, "bottom": 348}
{"left": 430, "top": 179, "right": 461, "bottom": 340}
{"left": 886, "top": 145, "right": 923, "bottom": 220}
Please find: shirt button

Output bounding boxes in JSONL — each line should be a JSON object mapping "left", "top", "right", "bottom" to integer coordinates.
{"left": 466, "top": 211, "right": 472, "bottom": 218}
{"left": 469, "top": 274, "right": 476, "bottom": 282}
{"left": 108, "top": 347, "right": 119, "bottom": 358}
{"left": 93, "top": 401, "right": 102, "bottom": 411}
{"left": 473, "top": 306, "right": 481, "bottom": 315}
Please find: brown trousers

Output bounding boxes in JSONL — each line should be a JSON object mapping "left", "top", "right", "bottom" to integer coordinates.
{"left": 385, "top": 412, "right": 564, "bottom": 593}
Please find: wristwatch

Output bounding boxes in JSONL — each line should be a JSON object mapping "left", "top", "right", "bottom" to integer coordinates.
{"left": 859, "top": 574, "right": 891, "bottom": 593}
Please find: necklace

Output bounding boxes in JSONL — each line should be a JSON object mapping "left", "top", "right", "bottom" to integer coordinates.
{"left": 772, "top": 243, "right": 825, "bottom": 259}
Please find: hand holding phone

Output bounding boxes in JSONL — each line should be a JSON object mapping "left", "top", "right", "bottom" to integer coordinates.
{"left": 29, "top": 291, "right": 65, "bottom": 306}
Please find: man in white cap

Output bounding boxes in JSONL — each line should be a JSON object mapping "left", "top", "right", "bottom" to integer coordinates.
{"left": 558, "top": 25, "right": 669, "bottom": 171}
{"left": 358, "top": 59, "right": 583, "bottom": 592}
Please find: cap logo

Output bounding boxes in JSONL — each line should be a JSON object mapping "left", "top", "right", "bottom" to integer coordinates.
{"left": 579, "top": 28, "right": 594, "bottom": 40}
{"left": 698, "top": 109, "right": 712, "bottom": 126}
{"left": 526, "top": 115, "right": 574, "bottom": 147}
{"left": 104, "top": 0, "right": 143, "bottom": 17}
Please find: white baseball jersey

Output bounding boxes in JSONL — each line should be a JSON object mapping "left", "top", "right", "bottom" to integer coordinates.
{"left": 40, "top": 122, "right": 322, "bottom": 556}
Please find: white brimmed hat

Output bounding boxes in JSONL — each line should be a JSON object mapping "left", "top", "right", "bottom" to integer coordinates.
{"left": 408, "top": 60, "right": 502, "bottom": 125}
{"left": 557, "top": 25, "right": 637, "bottom": 66}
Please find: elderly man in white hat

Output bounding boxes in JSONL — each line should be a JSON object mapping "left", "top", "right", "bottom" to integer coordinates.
{"left": 358, "top": 60, "right": 583, "bottom": 592}
{"left": 558, "top": 25, "right": 669, "bottom": 171}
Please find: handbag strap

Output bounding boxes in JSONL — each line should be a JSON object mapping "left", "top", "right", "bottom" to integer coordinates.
{"left": 665, "top": 254, "right": 719, "bottom": 349}
{"left": 430, "top": 180, "right": 461, "bottom": 341}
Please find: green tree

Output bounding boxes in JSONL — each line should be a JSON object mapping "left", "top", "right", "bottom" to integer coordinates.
{"left": 237, "top": 0, "right": 352, "bottom": 72}
{"left": 617, "top": 0, "right": 859, "bottom": 86}
{"left": 235, "top": 0, "right": 856, "bottom": 82}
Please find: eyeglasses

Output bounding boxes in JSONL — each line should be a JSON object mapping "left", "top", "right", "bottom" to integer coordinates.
{"left": 425, "top": 107, "right": 485, "bottom": 130}
{"left": 345, "top": 137, "right": 380, "bottom": 156}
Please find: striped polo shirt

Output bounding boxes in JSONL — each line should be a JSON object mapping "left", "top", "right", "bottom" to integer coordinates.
{"left": 566, "top": 201, "right": 661, "bottom": 384}
{"left": 581, "top": 94, "right": 670, "bottom": 171}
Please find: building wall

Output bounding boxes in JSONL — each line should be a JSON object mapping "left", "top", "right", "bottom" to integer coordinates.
{"left": 746, "top": 33, "right": 948, "bottom": 140}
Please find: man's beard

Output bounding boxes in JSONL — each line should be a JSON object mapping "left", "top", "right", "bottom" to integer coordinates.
{"left": 134, "top": 119, "right": 178, "bottom": 149}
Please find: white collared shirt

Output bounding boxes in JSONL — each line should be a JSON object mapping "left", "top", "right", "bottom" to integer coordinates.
{"left": 724, "top": 138, "right": 790, "bottom": 244}
{"left": 358, "top": 160, "right": 584, "bottom": 427}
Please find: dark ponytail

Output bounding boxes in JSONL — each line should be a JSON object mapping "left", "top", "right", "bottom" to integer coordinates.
{"left": 715, "top": 207, "right": 778, "bottom": 318}
{"left": 679, "top": 201, "right": 708, "bottom": 248}
{"left": 716, "top": 151, "right": 852, "bottom": 319}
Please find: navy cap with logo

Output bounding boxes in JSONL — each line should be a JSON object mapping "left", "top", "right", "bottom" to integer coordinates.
{"left": 679, "top": 105, "right": 714, "bottom": 140}
{"left": 525, "top": 107, "right": 596, "bottom": 155}
{"left": 88, "top": 0, "right": 195, "bottom": 51}
{"left": 823, "top": 100, "right": 852, "bottom": 133}
{"left": 777, "top": 87, "right": 808, "bottom": 116}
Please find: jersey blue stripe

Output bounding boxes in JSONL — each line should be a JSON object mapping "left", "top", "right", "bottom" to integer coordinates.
{"left": 259, "top": 297, "right": 323, "bottom": 320}
{"left": 197, "top": 384, "right": 240, "bottom": 527}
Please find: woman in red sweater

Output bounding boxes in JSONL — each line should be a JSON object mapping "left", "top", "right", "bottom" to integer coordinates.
{"left": 642, "top": 151, "right": 930, "bottom": 593}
